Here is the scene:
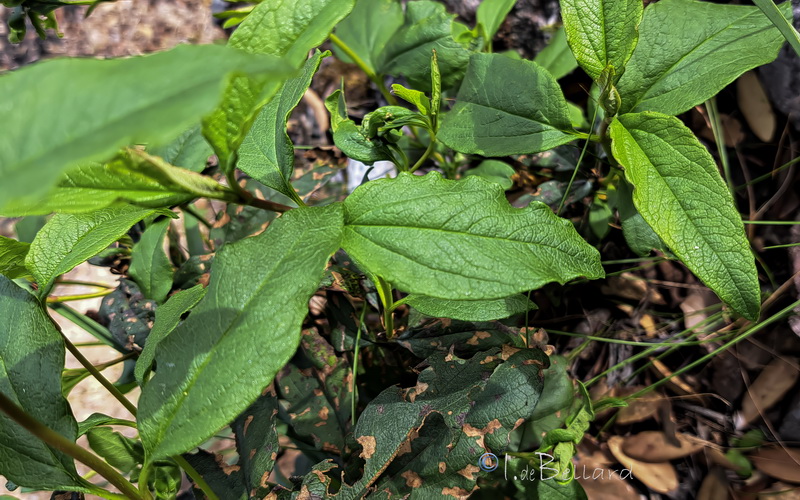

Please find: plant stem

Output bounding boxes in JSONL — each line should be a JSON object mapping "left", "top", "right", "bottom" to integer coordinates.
{"left": 557, "top": 105, "right": 600, "bottom": 215}
{"left": 328, "top": 33, "right": 398, "bottom": 106}
{"left": 47, "top": 289, "right": 114, "bottom": 303}
{"left": 409, "top": 134, "right": 437, "bottom": 173}
{"left": 351, "top": 304, "right": 368, "bottom": 425}
{"left": 56, "top": 280, "right": 115, "bottom": 289}
{"left": 375, "top": 276, "right": 395, "bottom": 338}
{"left": 172, "top": 454, "right": 220, "bottom": 500}
{"left": 182, "top": 204, "right": 212, "bottom": 229}
{"left": 705, "top": 98, "right": 734, "bottom": 194}
{"left": 0, "top": 391, "right": 142, "bottom": 499}
{"left": 59, "top": 331, "right": 138, "bottom": 417}
{"left": 625, "top": 300, "right": 800, "bottom": 401}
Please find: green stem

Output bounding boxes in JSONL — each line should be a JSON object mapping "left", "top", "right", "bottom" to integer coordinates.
{"left": 375, "top": 276, "right": 395, "bottom": 338}
{"left": 47, "top": 289, "right": 114, "bottom": 303}
{"left": 55, "top": 280, "right": 115, "bottom": 289}
{"left": 182, "top": 204, "right": 212, "bottom": 229}
{"left": 0, "top": 391, "right": 142, "bottom": 499}
{"left": 329, "top": 33, "right": 398, "bottom": 106}
{"left": 351, "top": 304, "right": 368, "bottom": 425}
{"left": 557, "top": 106, "right": 600, "bottom": 215}
{"left": 59, "top": 331, "right": 138, "bottom": 417}
{"left": 705, "top": 98, "right": 734, "bottom": 194}
{"left": 409, "top": 133, "right": 437, "bottom": 173}
{"left": 625, "top": 300, "right": 800, "bottom": 401}
{"left": 172, "top": 454, "right": 220, "bottom": 500}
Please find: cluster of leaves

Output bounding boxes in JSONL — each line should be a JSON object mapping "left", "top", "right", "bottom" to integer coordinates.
{"left": 0, "top": 0, "right": 790, "bottom": 497}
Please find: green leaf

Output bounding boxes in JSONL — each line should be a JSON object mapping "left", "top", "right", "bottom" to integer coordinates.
{"left": 752, "top": 0, "right": 800, "bottom": 58}
{"left": 476, "top": 0, "right": 516, "bottom": 41}
{"left": 464, "top": 160, "right": 516, "bottom": 190}
{"left": 129, "top": 219, "right": 173, "bottom": 304}
{"left": 404, "top": 294, "right": 537, "bottom": 321}
{"left": 148, "top": 125, "right": 213, "bottom": 173}
{"left": 138, "top": 204, "right": 344, "bottom": 460}
{"left": 609, "top": 112, "right": 759, "bottom": 320}
{"left": 397, "top": 318, "right": 528, "bottom": 359}
{"left": 534, "top": 26, "right": 579, "bottom": 80}
{"left": 560, "top": 0, "right": 642, "bottom": 82}
{"left": 616, "top": 0, "right": 790, "bottom": 115}
{"left": 77, "top": 413, "right": 136, "bottom": 438}
{"left": 238, "top": 51, "right": 328, "bottom": 204}
{"left": 341, "top": 172, "right": 604, "bottom": 300}
{"left": 0, "top": 276, "right": 86, "bottom": 491}
{"left": 26, "top": 205, "right": 167, "bottom": 297}
{"left": 134, "top": 284, "right": 206, "bottom": 385}
{"left": 439, "top": 53, "right": 578, "bottom": 156}
{"left": 324, "top": 89, "right": 397, "bottom": 164}
{"left": 86, "top": 427, "right": 143, "bottom": 475}
{"left": 204, "top": 0, "right": 355, "bottom": 171}
{"left": 390, "top": 83, "right": 431, "bottom": 115}
{"left": 615, "top": 179, "right": 667, "bottom": 256}
{"left": 0, "top": 235, "right": 30, "bottom": 279}
{"left": 0, "top": 151, "right": 232, "bottom": 217}
{"left": 333, "top": 0, "right": 404, "bottom": 75}
{"left": 0, "top": 44, "right": 291, "bottom": 211}
{"left": 377, "top": 1, "right": 472, "bottom": 92}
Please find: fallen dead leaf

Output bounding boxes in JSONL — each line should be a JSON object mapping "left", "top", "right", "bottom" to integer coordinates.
{"left": 574, "top": 445, "right": 640, "bottom": 500}
{"left": 757, "top": 482, "right": 800, "bottom": 499}
{"left": 697, "top": 468, "right": 729, "bottom": 500}
{"left": 737, "top": 71, "right": 776, "bottom": 142}
{"left": 622, "top": 431, "right": 705, "bottom": 462}
{"left": 649, "top": 358, "right": 697, "bottom": 396}
{"left": 750, "top": 447, "right": 800, "bottom": 484}
{"left": 607, "top": 436, "right": 678, "bottom": 494}
{"left": 601, "top": 273, "right": 666, "bottom": 305}
{"left": 617, "top": 391, "right": 667, "bottom": 425}
{"left": 736, "top": 357, "right": 800, "bottom": 430}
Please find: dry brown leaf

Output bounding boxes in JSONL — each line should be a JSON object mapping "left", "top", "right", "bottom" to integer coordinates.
{"left": 639, "top": 314, "right": 658, "bottom": 336}
{"left": 757, "top": 482, "right": 800, "bottom": 499}
{"left": 649, "top": 358, "right": 696, "bottom": 396}
{"left": 601, "top": 273, "right": 666, "bottom": 305}
{"left": 750, "top": 447, "right": 800, "bottom": 484}
{"left": 607, "top": 435, "right": 678, "bottom": 494}
{"left": 736, "top": 357, "right": 800, "bottom": 430}
{"left": 737, "top": 71, "right": 776, "bottom": 142}
{"left": 622, "top": 431, "right": 705, "bottom": 462}
{"left": 616, "top": 392, "right": 667, "bottom": 425}
{"left": 574, "top": 446, "right": 640, "bottom": 500}
{"left": 697, "top": 468, "right": 729, "bottom": 500}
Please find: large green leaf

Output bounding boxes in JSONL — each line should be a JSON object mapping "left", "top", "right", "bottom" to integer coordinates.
{"left": 0, "top": 277, "right": 87, "bottom": 491}
{"left": 439, "top": 53, "right": 579, "bottom": 156}
{"left": 609, "top": 112, "right": 759, "bottom": 320}
{"left": 26, "top": 206, "right": 167, "bottom": 297}
{"left": 376, "top": 1, "right": 471, "bottom": 92}
{"left": 203, "top": 0, "right": 355, "bottom": 171}
{"left": 0, "top": 151, "right": 233, "bottom": 217}
{"left": 333, "top": 0, "right": 404, "bottom": 75}
{"left": 0, "top": 236, "right": 30, "bottom": 279}
{"left": 341, "top": 172, "right": 604, "bottom": 300}
{"left": 560, "top": 0, "right": 642, "bottom": 82}
{"left": 138, "top": 204, "right": 344, "bottom": 460}
{"left": 128, "top": 218, "right": 174, "bottom": 304}
{"left": 134, "top": 284, "right": 207, "bottom": 385}
{"left": 0, "top": 44, "right": 290, "bottom": 211}
{"left": 238, "top": 51, "right": 327, "bottom": 204}
{"left": 616, "top": 0, "right": 790, "bottom": 115}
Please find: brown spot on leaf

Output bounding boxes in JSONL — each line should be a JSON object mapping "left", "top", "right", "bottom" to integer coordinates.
{"left": 439, "top": 462, "right": 447, "bottom": 473}
{"left": 442, "top": 486, "right": 471, "bottom": 498}
{"left": 458, "top": 464, "right": 480, "bottom": 480}
{"left": 318, "top": 406, "right": 329, "bottom": 420}
{"left": 466, "top": 331, "right": 492, "bottom": 345}
{"left": 357, "top": 435, "right": 376, "bottom": 459}
{"left": 242, "top": 415, "right": 254, "bottom": 436}
{"left": 396, "top": 428, "right": 420, "bottom": 457}
{"left": 401, "top": 470, "right": 423, "bottom": 487}
{"left": 407, "top": 381, "right": 429, "bottom": 403}
{"left": 500, "top": 345, "right": 521, "bottom": 360}
{"left": 479, "top": 355, "right": 497, "bottom": 365}
{"left": 463, "top": 419, "right": 503, "bottom": 450}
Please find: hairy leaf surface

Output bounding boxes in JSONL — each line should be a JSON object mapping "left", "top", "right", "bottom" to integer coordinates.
{"left": 0, "top": 277, "right": 86, "bottom": 491}
{"left": 560, "top": 0, "right": 642, "bottom": 82}
{"left": 334, "top": 0, "right": 404, "bottom": 75}
{"left": 0, "top": 44, "right": 289, "bottom": 210}
{"left": 617, "top": 0, "right": 790, "bottom": 115}
{"left": 439, "top": 53, "right": 578, "bottom": 156}
{"left": 610, "top": 112, "right": 759, "bottom": 319}
{"left": 138, "top": 204, "right": 344, "bottom": 460}
{"left": 26, "top": 206, "right": 167, "bottom": 297}
{"left": 342, "top": 173, "right": 604, "bottom": 300}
